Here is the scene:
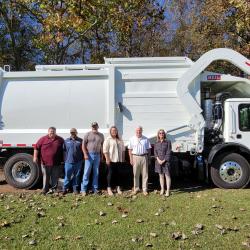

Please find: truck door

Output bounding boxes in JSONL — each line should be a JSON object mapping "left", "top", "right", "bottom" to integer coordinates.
{"left": 236, "top": 103, "right": 250, "bottom": 147}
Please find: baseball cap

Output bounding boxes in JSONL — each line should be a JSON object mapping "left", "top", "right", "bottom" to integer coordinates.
{"left": 91, "top": 122, "right": 99, "bottom": 127}
{"left": 70, "top": 128, "right": 78, "bottom": 133}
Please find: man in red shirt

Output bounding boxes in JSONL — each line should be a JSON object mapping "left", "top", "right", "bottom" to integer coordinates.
{"left": 33, "top": 127, "right": 64, "bottom": 194}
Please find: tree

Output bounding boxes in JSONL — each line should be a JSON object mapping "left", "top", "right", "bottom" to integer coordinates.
{"left": 0, "top": 0, "right": 37, "bottom": 70}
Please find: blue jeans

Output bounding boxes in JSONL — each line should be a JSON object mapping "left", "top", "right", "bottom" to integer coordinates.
{"left": 81, "top": 153, "right": 100, "bottom": 192}
{"left": 64, "top": 161, "right": 82, "bottom": 192}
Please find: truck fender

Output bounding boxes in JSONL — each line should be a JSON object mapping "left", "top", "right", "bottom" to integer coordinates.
{"left": 208, "top": 142, "right": 250, "bottom": 164}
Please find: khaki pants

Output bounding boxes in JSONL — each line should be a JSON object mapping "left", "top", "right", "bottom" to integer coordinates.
{"left": 132, "top": 155, "right": 148, "bottom": 192}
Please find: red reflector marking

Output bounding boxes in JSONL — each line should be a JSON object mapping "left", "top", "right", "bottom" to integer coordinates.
{"left": 246, "top": 61, "right": 250, "bottom": 66}
{"left": 17, "top": 144, "right": 26, "bottom": 147}
{"left": 2, "top": 144, "right": 11, "bottom": 147}
{"left": 32, "top": 144, "right": 36, "bottom": 147}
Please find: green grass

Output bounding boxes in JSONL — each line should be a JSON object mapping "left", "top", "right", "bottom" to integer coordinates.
{"left": 0, "top": 188, "right": 250, "bottom": 250}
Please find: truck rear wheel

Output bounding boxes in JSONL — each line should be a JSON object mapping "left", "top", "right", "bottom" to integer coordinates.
{"left": 211, "top": 153, "right": 250, "bottom": 188}
{"left": 4, "top": 153, "right": 41, "bottom": 189}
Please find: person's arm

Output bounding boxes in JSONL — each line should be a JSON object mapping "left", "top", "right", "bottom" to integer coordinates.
{"left": 33, "top": 149, "right": 39, "bottom": 163}
{"left": 154, "top": 143, "right": 162, "bottom": 165}
{"left": 33, "top": 138, "right": 41, "bottom": 163}
{"left": 128, "top": 139, "right": 133, "bottom": 166}
{"left": 103, "top": 139, "right": 110, "bottom": 165}
{"left": 82, "top": 134, "right": 89, "bottom": 160}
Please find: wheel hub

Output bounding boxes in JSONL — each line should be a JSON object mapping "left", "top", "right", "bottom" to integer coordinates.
{"left": 12, "top": 161, "right": 31, "bottom": 183}
{"left": 219, "top": 161, "right": 242, "bottom": 183}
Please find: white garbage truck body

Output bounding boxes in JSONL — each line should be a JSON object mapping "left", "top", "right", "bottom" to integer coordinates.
{"left": 0, "top": 48, "right": 249, "bottom": 189}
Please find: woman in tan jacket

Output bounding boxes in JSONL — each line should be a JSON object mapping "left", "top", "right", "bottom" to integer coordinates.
{"left": 103, "top": 126, "right": 125, "bottom": 196}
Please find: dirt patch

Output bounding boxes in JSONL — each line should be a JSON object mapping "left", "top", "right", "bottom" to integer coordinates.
{"left": 0, "top": 169, "right": 39, "bottom": 193}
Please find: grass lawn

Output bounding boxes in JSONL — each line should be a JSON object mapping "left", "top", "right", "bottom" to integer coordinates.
{"left": 0, "top": 187, "right": 250, "bottom": 250}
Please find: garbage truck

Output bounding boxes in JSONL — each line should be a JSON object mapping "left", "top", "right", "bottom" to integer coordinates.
{"left": 0, "top": 48, "right": 249, "bottom": 189}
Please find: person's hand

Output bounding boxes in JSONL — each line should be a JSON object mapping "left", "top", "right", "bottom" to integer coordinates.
{"left": 106, "top": 159, "right": 111, "bottom": 166}
{"left": 157, "top": 159, "right": 162, "bottom": 165}
{"left": 130, "top": 159, "right": 133, "bottom": 166}
{"left": 84, "top": 154, "right": 89, "bottom": 160}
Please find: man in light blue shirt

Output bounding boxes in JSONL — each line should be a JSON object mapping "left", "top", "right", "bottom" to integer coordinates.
{"left": 63, "top": 128, "right": 83, "bottom": 195}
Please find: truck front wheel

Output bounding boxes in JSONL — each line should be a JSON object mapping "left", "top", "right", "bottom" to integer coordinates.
{"left": 4, "top": 153, "right": 42, "bottom": 189}
{"left": 211, "top": 153, "right": 250, "bottom": 188}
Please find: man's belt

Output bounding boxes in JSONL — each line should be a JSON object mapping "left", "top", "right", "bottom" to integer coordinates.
{"left": 132, "top": 154, "right": 148, "bottom": 156}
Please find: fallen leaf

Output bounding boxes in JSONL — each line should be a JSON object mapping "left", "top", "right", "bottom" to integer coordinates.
{"left": 136, "top": 219, "right": 144, "bottom": 223}
{"left": 220, "top": 229, "right": 226, "bottom": 235}
{"left": 116, "top": 206, "right": 129, "bottom": 214}
{"left": 107, "top": 202, "right": 113, "bottom": 206}
{"left": 242, "top": 240, "right": 250, "bottom": 248}
{"left": 1, "top": 221, "right": 10, "bottom": 227}
{"left": 240, "top": 208, "right": 246, "bottom": 211}
{"left": 99, "top": 211, "right": 106, "bottom": 216}
{"left": 154, "top": 212, "right": 160, "bottom": 216}
{"left": 28, "top": 240, "right": 37, "bottom": 245}
{"left": 182, "top": 233, "right": 188, "bottom": 240}
{"left": 37, "top": 212, "right": 46, "bottom": 218}
{"left": 146, "top": 243, "right": 153, "bottom": 247}
{"left": 22, "top": 234, "right": 29, "bottom": 238}
{"left": 158, "top": 208, "right": 165, "bottom": 213}
{"left": 112, "top": 220, "right": 118, "bottom": 224}
{"left": 172, "top": 232, "right": 182, "bottom": 240}
{"left": 4, "top": 236, "right": 13, "bottom": 241}
{"left": 94, "top": 219, "right": 102, "bottom": 225}
{"left": 121, "top": 214, "right": 128, "bottom": 218}
{"left": 195, "top": 224, "right": 204, "bottom": 230}
{"left": 131, "top": 236, "right": 143, "bottom": 242}
{"left": 57, "top": 216, "right": 64, "bottom": 220}
{"left": 74, "top": 236, "right": 83, "bottom": 240}
{"left": 54, "top": 235, "right": 63, "bottom": 240}
{"left": 194, "top": 242, "right": 201, "bottom": 248}
{"left": 215, "top": 224, "right": 224, "bottom": 230}
{"left": 149, "top": 232, "right": 157, "bottom": 237}
{"left": 226, "top": 226, "right": 239, "bottom": 232}
{"left": 191, "top": 230, "right": 202, "bottom": 235}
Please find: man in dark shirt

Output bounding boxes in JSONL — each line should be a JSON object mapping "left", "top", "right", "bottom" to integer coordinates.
{"left": 63, "top": 128, "right": 83, "bottom": 195}
{"left": 33, "top": 127, "right": 64, "bottom": 194}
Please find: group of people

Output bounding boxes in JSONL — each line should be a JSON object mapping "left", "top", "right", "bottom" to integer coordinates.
{"left": 33, "top": 122, "right": 172, "bottom": 197}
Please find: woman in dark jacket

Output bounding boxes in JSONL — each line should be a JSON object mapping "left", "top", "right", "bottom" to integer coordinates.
{"left": 154, "top": 129, "right": 172, "bottom": 196}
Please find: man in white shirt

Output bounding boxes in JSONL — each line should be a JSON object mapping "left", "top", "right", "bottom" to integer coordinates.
{"left": 128, "top": 126, "right": 151, "bottom": 195}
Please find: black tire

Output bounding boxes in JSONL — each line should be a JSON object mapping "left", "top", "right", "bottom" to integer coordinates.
{"left": 211, "top": 153, "right": 250, "bottom": 189}
{"left": 4, "top": 153, "right": 42, "bottom": 189}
